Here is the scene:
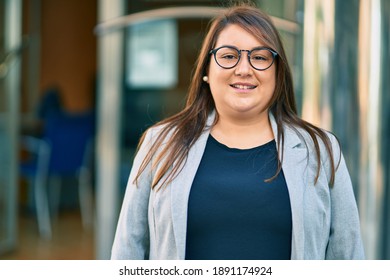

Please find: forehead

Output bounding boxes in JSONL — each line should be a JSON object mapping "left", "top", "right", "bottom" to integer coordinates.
{"left": 214, "top": 24, "right": 266, "bottom": 49}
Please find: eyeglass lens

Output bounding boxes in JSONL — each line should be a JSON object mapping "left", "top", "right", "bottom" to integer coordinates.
{"left": 214, "top": 46, "right": 275, "bottom": 70}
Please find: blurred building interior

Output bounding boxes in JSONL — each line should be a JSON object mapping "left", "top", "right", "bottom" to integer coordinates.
{"left": 0, "top": 0, "right": 389, "bottom": 259}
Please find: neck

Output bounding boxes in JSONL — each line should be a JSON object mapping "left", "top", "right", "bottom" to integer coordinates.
{"left": 211, "top": 110, "right": 274, "bottom": 149}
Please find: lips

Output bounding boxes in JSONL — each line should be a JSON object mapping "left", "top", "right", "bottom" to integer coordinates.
{"left": 230, "top": 83, "right": 257, "bottom": 90}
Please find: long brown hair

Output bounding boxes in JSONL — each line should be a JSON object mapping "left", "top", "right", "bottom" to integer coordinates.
{"left": 134, "top": 3, "right": 340, "bottom": 190}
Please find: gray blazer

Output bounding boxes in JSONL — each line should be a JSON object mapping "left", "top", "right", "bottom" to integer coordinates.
{"left": 111, "top": 112, "right": 365, "bottom": 260}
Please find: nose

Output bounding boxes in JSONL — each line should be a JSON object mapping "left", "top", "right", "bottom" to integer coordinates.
{"left": 234, "top": 51, "right": 252, "bottom": 76}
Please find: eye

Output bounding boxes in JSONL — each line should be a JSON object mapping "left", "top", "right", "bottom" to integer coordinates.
{"left": 250, "top": 50, "right": 271, "bottom": 61}
{"left": 221, "top": 53, "right": 238, "bottom": 60}
{"left": 251, "top": 55, "right": 268, "bottom": 61}
{"left": 215, "top": 47, "right": 239, "bottom": 61}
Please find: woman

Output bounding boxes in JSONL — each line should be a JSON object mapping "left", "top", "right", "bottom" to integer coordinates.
{"left": 111, "top": 4, "right": 365, "bottom": 260}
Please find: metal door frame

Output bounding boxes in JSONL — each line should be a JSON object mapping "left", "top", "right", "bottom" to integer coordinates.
{"left": 0, "top": 0, "right": 22, "bottom": 255}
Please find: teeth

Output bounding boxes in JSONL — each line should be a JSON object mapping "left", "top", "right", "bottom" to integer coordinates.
{"left": 232, "top": 84, "right": 256, "bottom": 89}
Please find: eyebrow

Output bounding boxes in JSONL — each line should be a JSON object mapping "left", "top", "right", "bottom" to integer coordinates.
{"left": 214, "top": 44, "right": 268, "bottom": 50}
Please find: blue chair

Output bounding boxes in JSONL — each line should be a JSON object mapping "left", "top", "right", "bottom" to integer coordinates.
{"left": 20, "top": 110, "right": 95, "bottom": 239}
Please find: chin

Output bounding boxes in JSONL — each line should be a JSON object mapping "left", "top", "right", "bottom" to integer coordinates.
{"left": 231, "top": 106, "right": 259, "bottom": 114}
{"left": 230, "top": 102, "right": 269, "bottom": 115}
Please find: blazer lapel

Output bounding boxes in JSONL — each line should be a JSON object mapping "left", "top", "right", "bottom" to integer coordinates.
{"left": 269, "top": 113, "right": 307, "bottom": 259}
{"left": 170, "top": 112, "right": 214, "bottom": 259}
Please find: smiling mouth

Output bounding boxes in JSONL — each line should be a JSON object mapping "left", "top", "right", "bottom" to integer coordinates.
{"left": 231, "top": 84, "right": 257, "bottom": 90}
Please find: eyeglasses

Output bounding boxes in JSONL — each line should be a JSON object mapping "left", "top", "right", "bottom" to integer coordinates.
{"left": 209, "top": 45, "right": 278, "bottom": 71}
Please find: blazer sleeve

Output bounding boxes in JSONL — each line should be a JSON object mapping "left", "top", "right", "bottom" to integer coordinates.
{"left": 324, "top": 134, "right": 365, "bottom": 259}
{"left": 111, "top": 129, "right": 153, "bottom": 260}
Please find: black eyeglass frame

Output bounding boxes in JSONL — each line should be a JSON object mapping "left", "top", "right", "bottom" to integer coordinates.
{"left": 209, "top": 45, "right": 278, "bottom": 71}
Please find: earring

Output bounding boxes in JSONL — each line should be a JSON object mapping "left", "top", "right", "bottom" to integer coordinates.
{"left": 202, "top": 76, "right": 209, "bottom": 82}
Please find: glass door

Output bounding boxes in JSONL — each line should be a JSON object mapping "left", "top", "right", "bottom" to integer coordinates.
{"left": 0, "top": 0, "right": 22, "bottom": 255}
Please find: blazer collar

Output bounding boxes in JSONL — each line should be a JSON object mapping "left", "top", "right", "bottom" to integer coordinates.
{"left": 269, "top": 112, "right": 302, "bottom": 149}
{"left": 170, "top": 116, "right": 211, "bottom": 259}
{"left": 269, "top": 112, "right": 307, "bottom": 259}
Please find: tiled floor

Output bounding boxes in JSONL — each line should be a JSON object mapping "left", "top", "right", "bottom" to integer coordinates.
{"left": 1, "top": 210, "right": 95, "bottom": 260}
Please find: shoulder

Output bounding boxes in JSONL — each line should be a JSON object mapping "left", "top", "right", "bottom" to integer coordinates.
{"left": 144, "top": 124, "right": 165, "bottom": 140}
{"left": 284, "top": 122, "right": 343, "bottom": 183}
{"left": 143, "top": 122, "right": 177, "bottom": 146}
{"left": 270, "top": 113, "right": 341, "bottom": 159}
{"left": 282, "top": 121, "right": 341, "bottom": 166}
{"left": 284, "top": 122, "right": 340, "bottom": 155}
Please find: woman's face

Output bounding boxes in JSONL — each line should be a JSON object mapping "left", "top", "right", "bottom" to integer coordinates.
{"left": 207, "top": 24, "right": 276, "bottom": 120}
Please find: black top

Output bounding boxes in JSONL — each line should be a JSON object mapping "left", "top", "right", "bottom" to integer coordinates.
{"left": 185, "top": 135, "right": 292, "bottom": 260}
